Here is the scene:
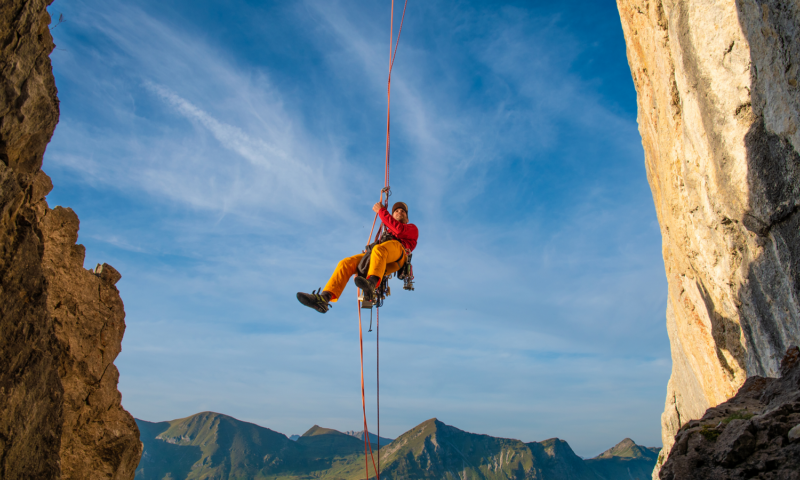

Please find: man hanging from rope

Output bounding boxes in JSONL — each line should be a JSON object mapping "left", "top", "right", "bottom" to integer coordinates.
{"left": 297, "top": 201, "right": 418, "bottom": 313}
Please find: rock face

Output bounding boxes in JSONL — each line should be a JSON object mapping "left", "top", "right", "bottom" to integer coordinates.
{"left": 659, "top": 346, "right": 800, "bottom": 479}
{"left": 0, "top": 0, "right": 141, "bottom": 478}
{"left": 616, "top": 0, "right": 800, "bottom": 474}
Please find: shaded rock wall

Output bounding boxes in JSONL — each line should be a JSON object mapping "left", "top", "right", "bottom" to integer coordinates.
{"left": 660, "top": 346, "right": 800, "bottom": 479}
{"left": 0, "top": 0, "right": 141, "bottom": 478}
{"left": 616, "top": 0, "right": 800, "bottom": 474}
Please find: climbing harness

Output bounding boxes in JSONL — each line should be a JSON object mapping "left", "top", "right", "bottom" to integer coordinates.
{"left": 357, "top": 2, "right": 408, "bottom": 479}
{"left": 356, "top": 227, "right": 406, "bottom": 309}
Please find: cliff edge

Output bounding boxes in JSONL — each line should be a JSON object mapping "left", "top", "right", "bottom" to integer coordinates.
{"left": 616, "top": 0, "right": 800, "bottom": 475}
{"left": 0, "top": 0, "right": 141, "bottom": 478}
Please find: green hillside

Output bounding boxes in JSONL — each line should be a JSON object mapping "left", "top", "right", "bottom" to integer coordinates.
{"left": 377, "top": 418, "right": 535, "bottom": 479}
{"left": 135, "top": 412, "right": 363, "bottom": 480}
{"left": 343, "top": 430, "right": 394, "bottom": 446}
{"left": 526, "top": 438, "right": 599, "bottom": 479}
{"left": 593, "top": 438, "right": 657, "bottom": 460}
{"left": 135, "top": 413, "right": 658, "bottom": 480}
{"left": 296, "top": 425, "right": 369, "bottom": 459}
{"left": 136, "top": 419, "right": 202, "bottom": 480}
{"left": 584, "top": 438, "right": 659, "bottom": 480}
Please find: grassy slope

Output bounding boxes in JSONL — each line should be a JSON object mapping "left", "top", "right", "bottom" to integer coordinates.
{"left": 135, "top": 420, "right": 203, "bottom": 480}
{"left": 296, "top": 425, "right": 369, "bottom": 460}
{"left": 376, "top": 418, "right": 536, "bottom": 480}
{"left": 584, "top": 438, "right": 660, "bottom": 480}
{"left": 135, "top": 413, "right": 381, "bottom": 480}
{"left": 343, "top": 430, "right": 394, "bottom": 446}
{"left": 527, "top": 438, "right": 600, "bottom": 480}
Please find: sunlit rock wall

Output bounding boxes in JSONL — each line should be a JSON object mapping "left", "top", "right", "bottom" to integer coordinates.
{"left": 616, "top": 0, "right": 800, "bottom": 475}
{"left": 0, "top": 0, "right": 141, "bottom": 478}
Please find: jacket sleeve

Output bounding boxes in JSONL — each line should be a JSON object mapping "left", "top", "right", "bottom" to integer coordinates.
{"left": 378, "top": 207, "right": 417, "bottom": 241}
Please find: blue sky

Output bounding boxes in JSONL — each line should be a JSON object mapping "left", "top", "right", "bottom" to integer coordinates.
{"left": 45, "top": 0, "right": 669, "bottom": 457}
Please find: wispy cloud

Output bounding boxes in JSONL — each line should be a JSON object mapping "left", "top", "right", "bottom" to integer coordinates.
{"left": 144, "top": 82, "right": 292, "bottom": 170}
{"left": 46, "top": 0, "right": 669, "bottom": 457}
{"left": 47, "top": 0, "right": 347, "bottom": 220}
{"left": 305, "top": 1, "right": 643, "bottom": 221}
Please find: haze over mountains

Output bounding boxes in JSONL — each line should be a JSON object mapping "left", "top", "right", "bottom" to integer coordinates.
{"left": 342, "top": 430, "right": 395, "bottom": 447}
{"left": 135, "top": 412, "right": 658, "bottom": 480}
{"left": 289, "top": 430, "right": 395, "bottom": 446}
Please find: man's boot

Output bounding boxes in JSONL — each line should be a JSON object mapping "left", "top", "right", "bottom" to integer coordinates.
{"left": 354, "top": 275, "right": 379, "bottom": 300}
{"left": 297, "top": 289, "right": 332, "bottom": 313}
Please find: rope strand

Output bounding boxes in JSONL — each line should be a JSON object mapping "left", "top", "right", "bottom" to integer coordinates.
{"left": 384, "top": 0, "right": 408, "bottom": 192}
{"left": 358, "top": 304, "right": 378, "bottom": 478}
{"left": 377, "top": 307, "right": 380, "bottom": 477}
{"left": 359, "top": 2, "right": 407, "bottom": 478}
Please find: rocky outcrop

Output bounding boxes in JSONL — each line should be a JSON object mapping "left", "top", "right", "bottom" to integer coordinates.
{"left": 616, "top": 0, "right": 800, "bottom": 474}
{"left": 0, "top": 0, "right": 141, "bottom": 478}
{"left": 660, "top": 346, "right": 800, "bottom": 479}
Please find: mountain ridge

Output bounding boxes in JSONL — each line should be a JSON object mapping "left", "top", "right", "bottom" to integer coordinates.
{"left": 594, "top": 437, "right": 659, "bottom": 460}
{"left": 135, "top": 412, "right": 659, "bottom": 479}
{"left": 343, "top": 429, "right": 394, "bottom": 446}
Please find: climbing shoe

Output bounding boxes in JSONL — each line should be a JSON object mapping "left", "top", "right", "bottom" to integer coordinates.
{"left": 297, "top": 288, "right": 332, "bottom": 313}
{"left": 354, "top": 276, "right": 377, "bottom": 300}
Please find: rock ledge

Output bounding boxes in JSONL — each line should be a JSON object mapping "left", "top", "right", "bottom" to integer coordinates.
{"left": 660, "top": 346, "right": 800, "bottom": 479}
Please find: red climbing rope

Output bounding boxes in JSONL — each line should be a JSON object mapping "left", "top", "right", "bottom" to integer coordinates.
{"left": 357, "top": 1, "right": 408, "bottom": 479}
{"left": 358, "top": 305, "right": 379, "bottom": 479}
{"left": 384, "top": 0, "right": 408, "bottom": 192}
{"left": 376, "top": 306, "right": 381, "bottom": 477}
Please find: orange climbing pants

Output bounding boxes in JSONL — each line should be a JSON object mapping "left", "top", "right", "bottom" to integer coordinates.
{"left": 323, "top": 240, "right": 406, "bottom": 302}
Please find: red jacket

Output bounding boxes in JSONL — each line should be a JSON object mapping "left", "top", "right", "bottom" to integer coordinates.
{"left": 378, "top": 207, "right": 418, "bottom": 252}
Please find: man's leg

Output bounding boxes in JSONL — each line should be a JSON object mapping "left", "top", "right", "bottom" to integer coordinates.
{"left": 354, "top": 241, "right": 405, "bottom": 297}
{"left": 322, "top": 253, "right": 364, "bottom": 302}
{"left": 297, "top": 253, "right": 364, "bottom": 313}
{"left": 384, "top": 254, "right": 406, "bottom": 277}
{"left": 367, "top": 240, "right": 405, "bottom": 281}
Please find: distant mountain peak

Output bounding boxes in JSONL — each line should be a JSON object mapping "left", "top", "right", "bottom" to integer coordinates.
{"left": 301, "top": 425, "right": 346, "bottom": 437}
{"left": 610, "top": 438, "right": 636, "bottom": 449}
{"left": 594, "top": 438, "right": 657, "bottom": 460}
{"left": 534, "top": 437, "right": 580, "bottom": 459}
{"left": 342, "top": 430, "right": 394, "bottom": 445}
{"left": 422, "top": 417, "right": 441, "bottom": 428}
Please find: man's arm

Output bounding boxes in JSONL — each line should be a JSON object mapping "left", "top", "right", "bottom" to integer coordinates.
{"left": 378, "top": 206, "right": 416, "bottom": 238}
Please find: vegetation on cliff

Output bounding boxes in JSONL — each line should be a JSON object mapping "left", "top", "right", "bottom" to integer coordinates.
{"left": 660, "top": 347, "right": 800, "bottom": 479}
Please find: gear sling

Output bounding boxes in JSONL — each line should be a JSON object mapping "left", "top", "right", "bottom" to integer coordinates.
{"left": 355, "top": 231, "right": 415, "bottom": 308}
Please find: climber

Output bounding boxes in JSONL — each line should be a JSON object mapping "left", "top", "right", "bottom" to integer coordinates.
{"left": 297, "top": 201, "right": 418, "bottom": 313}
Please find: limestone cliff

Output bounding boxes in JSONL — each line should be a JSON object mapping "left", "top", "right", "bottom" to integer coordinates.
{"left": 0, "top": 0, "right": 141, "bottom": 478}
{"left": 616, "top": 0, "right": 800, "bottom": 474}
